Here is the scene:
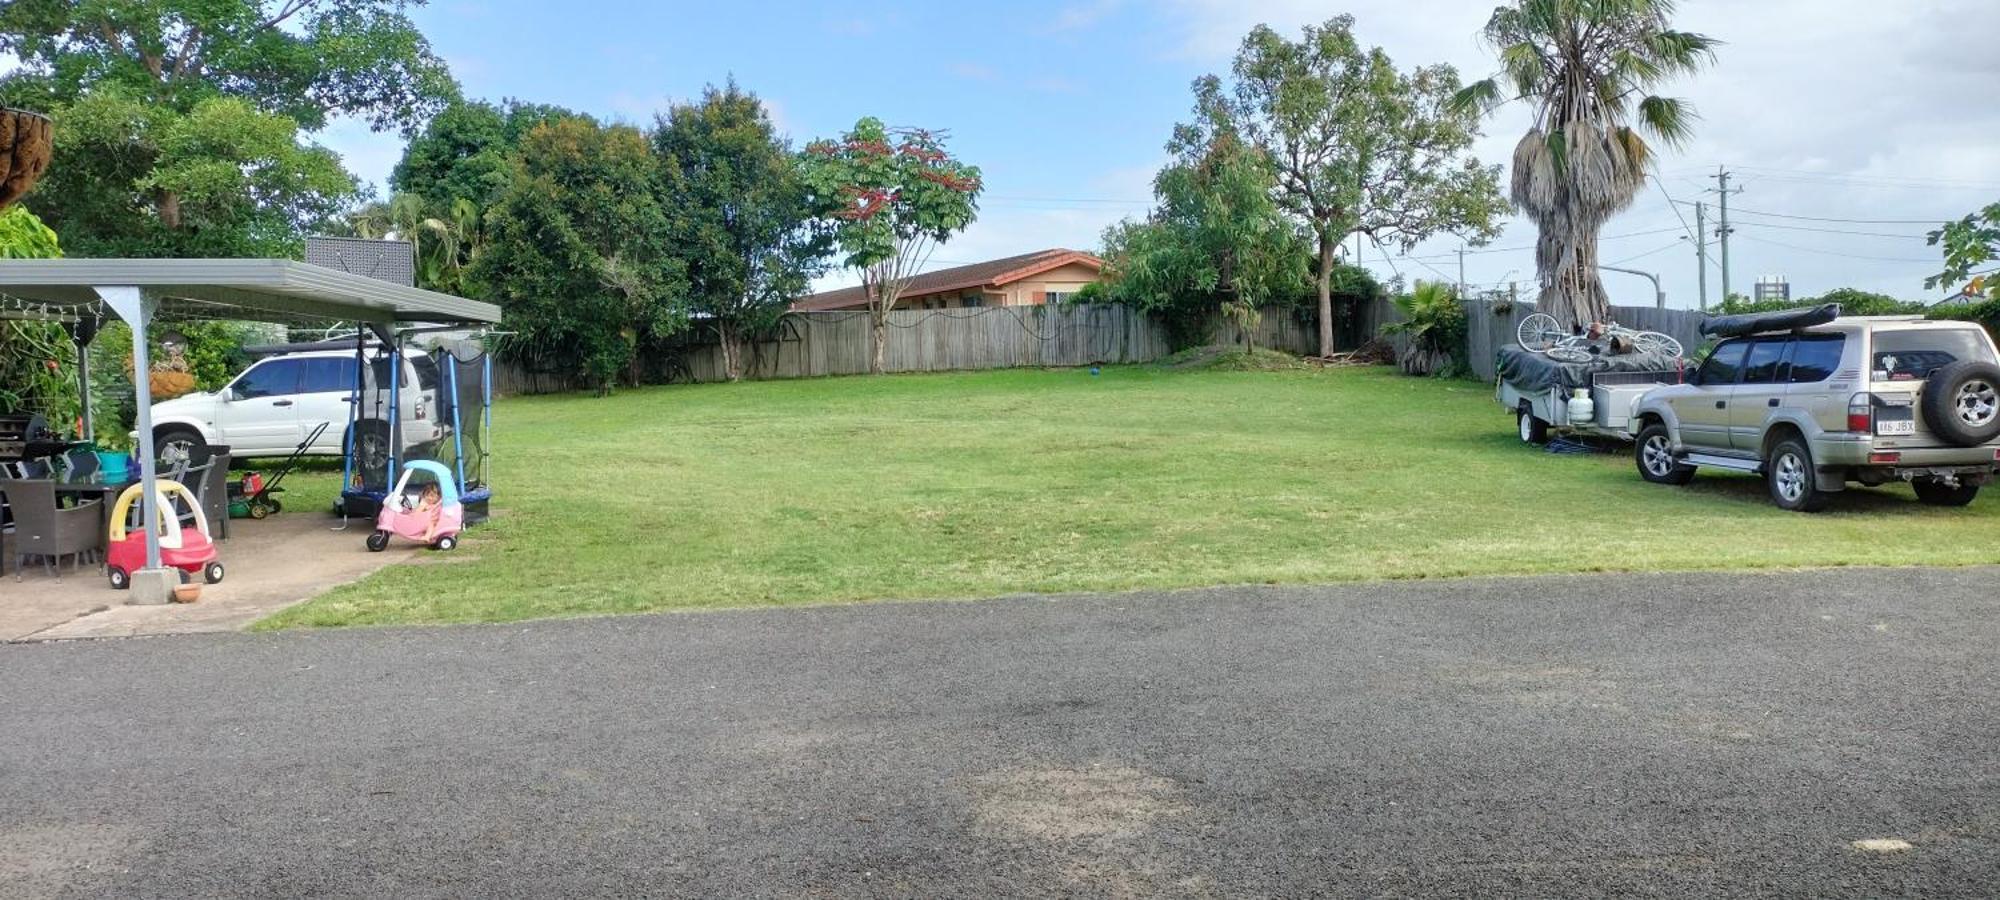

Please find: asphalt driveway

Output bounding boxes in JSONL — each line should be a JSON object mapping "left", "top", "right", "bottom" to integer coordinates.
{"left": 3, "top": 567, "right": 1997, "bottom": 897}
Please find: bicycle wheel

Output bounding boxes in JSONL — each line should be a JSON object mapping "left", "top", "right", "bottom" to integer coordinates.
{"left": 1516, "top": 313, "right": 1564, "bottom": 351}
{"left": 1633, "top": 332, "right": 1684, "bottom": 358}
{"left": 1547, "top": 346, "right": 1594, "bottom": 363}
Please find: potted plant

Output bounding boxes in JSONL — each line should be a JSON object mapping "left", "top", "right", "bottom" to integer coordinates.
{"left": 0, "top": 108, "right": 53, "bottom": 211}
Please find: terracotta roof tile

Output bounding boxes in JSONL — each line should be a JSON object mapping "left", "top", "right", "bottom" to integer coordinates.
{"left": 792, "top": 248, "right": 1103, "bottom": 311}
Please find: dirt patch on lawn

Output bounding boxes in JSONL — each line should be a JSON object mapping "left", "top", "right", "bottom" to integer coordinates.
{"left": 1157, "top": 345, "right": 1310, "bottom": 372}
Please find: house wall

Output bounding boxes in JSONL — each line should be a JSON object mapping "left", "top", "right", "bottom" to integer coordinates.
{"left": 839, "top": 260, "right": 1106, "bottom": 311}
{"left": 1002, "top": 261, "right": 1101, "bottom": 307}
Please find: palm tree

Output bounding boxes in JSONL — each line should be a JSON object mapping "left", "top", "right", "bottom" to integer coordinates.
{"left": 347, "top": 193, "right": 462, "bottom": 291}
{"left": 1452, "top": 0, "right": 1717, "bottom": 328}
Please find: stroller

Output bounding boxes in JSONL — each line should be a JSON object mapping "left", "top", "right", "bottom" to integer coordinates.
{"left": 365, "top": 460, "right": 464, "bottom": 552}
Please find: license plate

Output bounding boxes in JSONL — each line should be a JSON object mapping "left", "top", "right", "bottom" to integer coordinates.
{"left": 1877, "top": 419, "right": 1915, "bottom": 436}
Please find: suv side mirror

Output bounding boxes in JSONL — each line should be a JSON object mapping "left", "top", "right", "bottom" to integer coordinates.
{"left": 1683, "top": 369, "right": 1700, "bottom": 386}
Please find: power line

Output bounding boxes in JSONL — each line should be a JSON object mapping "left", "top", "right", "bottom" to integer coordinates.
{"left": 1734, "top": 233, "right": 1939, "bottom": 264}
{"left": 1731, "top": 220, "right": 1932, "bottom": 241}
{"left": 1396, "top": 226, "right": 1687, "bottom": 261}
{"left": 1676, "top": 201, "right": 1950, "bottom": 226}
{"left": 1728, "top": 164, "right": 2000, "bottom": 192}
{"left": 1606, "top": 240, "right": 1686, "bottom": 266}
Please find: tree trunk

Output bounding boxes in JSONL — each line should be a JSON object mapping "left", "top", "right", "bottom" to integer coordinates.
{"left": 870, "top": 308, "right": 888, "bottom": 375}
{"left": 156, "top": 189, "right": 182, "bottom": 229}
{"left": 1538, "top": 216, "right": 1611, "bottom": 330}
{"left": 1315, "top": 232, "right": 1336, "bottom": 358}
{"left": 719, "top": 322, "right": 743, "bottom": 382}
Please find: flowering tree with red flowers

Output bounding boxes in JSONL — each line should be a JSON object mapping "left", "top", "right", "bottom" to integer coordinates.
{"left": 800, "top": 117, "right": 982, "bottom": 374}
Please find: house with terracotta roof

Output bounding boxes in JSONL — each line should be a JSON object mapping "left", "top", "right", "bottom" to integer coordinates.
{"left": 792, "top": 248, "right": 1104, "bottom": 312}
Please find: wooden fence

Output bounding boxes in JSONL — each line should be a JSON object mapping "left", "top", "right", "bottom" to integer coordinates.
{"left": 488, "top": 297, "right": 1709, "bottom": 394}
{"left": 494, "top": 303, "right": 1366, "bottom": 394}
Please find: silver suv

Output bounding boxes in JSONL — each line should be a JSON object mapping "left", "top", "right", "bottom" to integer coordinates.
{"left": 1631, "top": 315, "right": 2000, "bottom": 511}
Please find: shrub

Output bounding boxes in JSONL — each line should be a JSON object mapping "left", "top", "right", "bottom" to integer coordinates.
{"left": 1382, "top": 280, "right": 1466, "bottom": 377}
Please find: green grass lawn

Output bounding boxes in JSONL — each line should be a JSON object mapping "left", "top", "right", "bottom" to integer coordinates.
{"left": 259, "top": 365, "right": 2000, "bottom": 628}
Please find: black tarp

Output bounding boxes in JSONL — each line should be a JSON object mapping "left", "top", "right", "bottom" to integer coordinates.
{"left": 1496, "top": 345, "right": 1683, "bottom": 393}
{"left": 1698, "top": 303, "right": 1840, "bottom": 338}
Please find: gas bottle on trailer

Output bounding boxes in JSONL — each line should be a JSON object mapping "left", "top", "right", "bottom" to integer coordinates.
{"left": 1567, "top": 388, "right": 1596, "bottom": 425}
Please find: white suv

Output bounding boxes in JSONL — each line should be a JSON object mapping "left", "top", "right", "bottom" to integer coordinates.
{"left": 148, "top": 348, "right": 444, "bottom": 465}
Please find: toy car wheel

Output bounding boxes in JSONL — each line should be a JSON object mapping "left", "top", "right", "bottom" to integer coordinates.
{"left": 203, "top": 561, "right": 226, "bottom": 584}
{"left": 434, "top": 535, "right": 457, "bottom": 551}
{"left": 366, "top": 530, "right": 390, "bottom": 552}
{"left": 108, "top": 566, "right": 129, "bottom": 590}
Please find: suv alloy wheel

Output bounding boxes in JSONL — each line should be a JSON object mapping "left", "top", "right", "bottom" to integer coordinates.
{"left": 1766, "top": 437, "right": 1831, "bottom": 512}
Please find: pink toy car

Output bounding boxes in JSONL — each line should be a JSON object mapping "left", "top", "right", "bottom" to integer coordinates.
{"left": 366, "top": 460, "right": 463, "bottom": 552}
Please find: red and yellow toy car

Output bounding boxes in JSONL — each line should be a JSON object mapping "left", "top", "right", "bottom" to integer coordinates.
{"left": 106, "top": 479, "right": 225, "bottom": 589}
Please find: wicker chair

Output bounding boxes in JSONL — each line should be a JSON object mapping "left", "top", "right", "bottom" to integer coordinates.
{"left": 0, "top": 478, "right": 104, "bottom": 581}
{"left": 193, "top": 448, "right": 232, "bottom": 540}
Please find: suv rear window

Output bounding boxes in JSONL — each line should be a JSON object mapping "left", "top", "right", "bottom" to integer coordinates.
{"left": 1872, "top": 328, "right": 1997, "bottom": 381}
{"left": 1788, "top": 335, "right": 1845, "bottom": 383}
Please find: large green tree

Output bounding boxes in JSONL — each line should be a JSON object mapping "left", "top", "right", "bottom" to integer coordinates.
{"left": 1101, "top": 128, "right": 1313, "bottom": 350}
{"left": 799, "top": 118, "right": 982, "bottom": 375}
{"left": 44, "top": 91, "right": 356, "bottom": 257}
{"left": 471, "top": 116, "right": 684, "bottom": 392}
{"left": 391, "top": 99, "right": 574, "bottom": 213}
{"left": 654, "top": 82, "right": 830, "bottom": 381}
{"left": 0, "top": 0, "right": 456, "bottom": 257}
{"left": 1452, "top": 0, "right": 1717, "bottom": 328}
{"left": 1199, "top": 16, "right": 1505, "bottom": 358}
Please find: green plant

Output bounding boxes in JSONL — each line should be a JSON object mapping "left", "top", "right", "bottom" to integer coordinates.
{"left": 1383, "top": 281, "right": 1467, "bottom": 377}
{"left": 1719, "top": 287, "right": 1923, "bottom": 317}
{"left": 1197, "top": 15, "right": 1505, "bottom": 357}
{"left": 1926, "top": 201, "right": 2000, "bottom": 291}
{"left": 799, "top": 117, "right": 982, "bottom": 374}
{"left": 0, "top": 207, "right": 77, "bottom": 426}
{"left": 1930, "top": 296, "right": 2000, "bottom": 344}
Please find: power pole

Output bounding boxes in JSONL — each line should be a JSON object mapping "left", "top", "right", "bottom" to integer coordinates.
{"left": 1457, "top": 246, "right": 1467, "bottom": 298}
{"left": 1694, "top": 201, "right": 1709, "bottom": 312}
{"left": 1707, "top": 166, "right": 1742, "bottom": 306}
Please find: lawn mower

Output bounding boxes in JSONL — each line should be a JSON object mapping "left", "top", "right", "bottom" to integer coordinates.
{"left": 366, "top": 459, "right": 464, "bottom": 552}
{"left": 106, "top": 479, "right": 224, "bottom": 589}
{"left": 229, "top": 421, "right": 330, "bottom": 519}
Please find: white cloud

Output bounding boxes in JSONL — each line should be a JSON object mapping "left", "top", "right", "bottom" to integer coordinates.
{"left": 1150, "top": 0, "right": 2000, "bottom": 304}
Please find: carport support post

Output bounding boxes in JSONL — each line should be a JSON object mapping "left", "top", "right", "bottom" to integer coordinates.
{"left": 94, "top": 286, "right": 174, "bottom": 605}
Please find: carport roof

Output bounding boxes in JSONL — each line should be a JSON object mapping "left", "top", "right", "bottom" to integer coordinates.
{"left": 0, "top": 258, "right": 501, "bottom": 325}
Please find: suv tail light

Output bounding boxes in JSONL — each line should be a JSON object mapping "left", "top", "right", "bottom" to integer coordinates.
{"left": 1847, "top": 392, "right": 1873, "bottom": 433}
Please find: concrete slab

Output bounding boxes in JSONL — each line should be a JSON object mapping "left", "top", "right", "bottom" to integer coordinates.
{"left": 1, "top": 513, "right": 419, "bottom": 641}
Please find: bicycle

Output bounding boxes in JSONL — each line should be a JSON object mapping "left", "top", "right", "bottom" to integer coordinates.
{"left": 1516, "top": 312, "right": 1684, "bottom": 361}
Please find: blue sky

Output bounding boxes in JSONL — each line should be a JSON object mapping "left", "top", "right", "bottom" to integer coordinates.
{"left": 319, "top": 0, "right": 2000, "bottom": 307}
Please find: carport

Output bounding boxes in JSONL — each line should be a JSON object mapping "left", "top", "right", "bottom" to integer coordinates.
{"left": 0, "top": 258, "right": 500, "bottom": 604}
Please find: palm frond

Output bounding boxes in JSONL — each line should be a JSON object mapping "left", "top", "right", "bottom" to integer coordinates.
{"left": 1647, "top": 30, "right": 1720, "bottom": 73}
{"left": 1635, "top": 94, "right": 1697, "bottom": 146}
{"left": 1449, "top": 78, "right": 1506, "bottom": 116}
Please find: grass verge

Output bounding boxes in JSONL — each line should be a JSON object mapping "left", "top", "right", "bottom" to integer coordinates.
{"left": 258, "top": 365, "right": 2000, "bottom": 628}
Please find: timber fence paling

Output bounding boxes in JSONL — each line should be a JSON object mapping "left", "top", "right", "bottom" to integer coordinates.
{"left": 487, "top": 300, "right": 1409, "bottom": 392}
